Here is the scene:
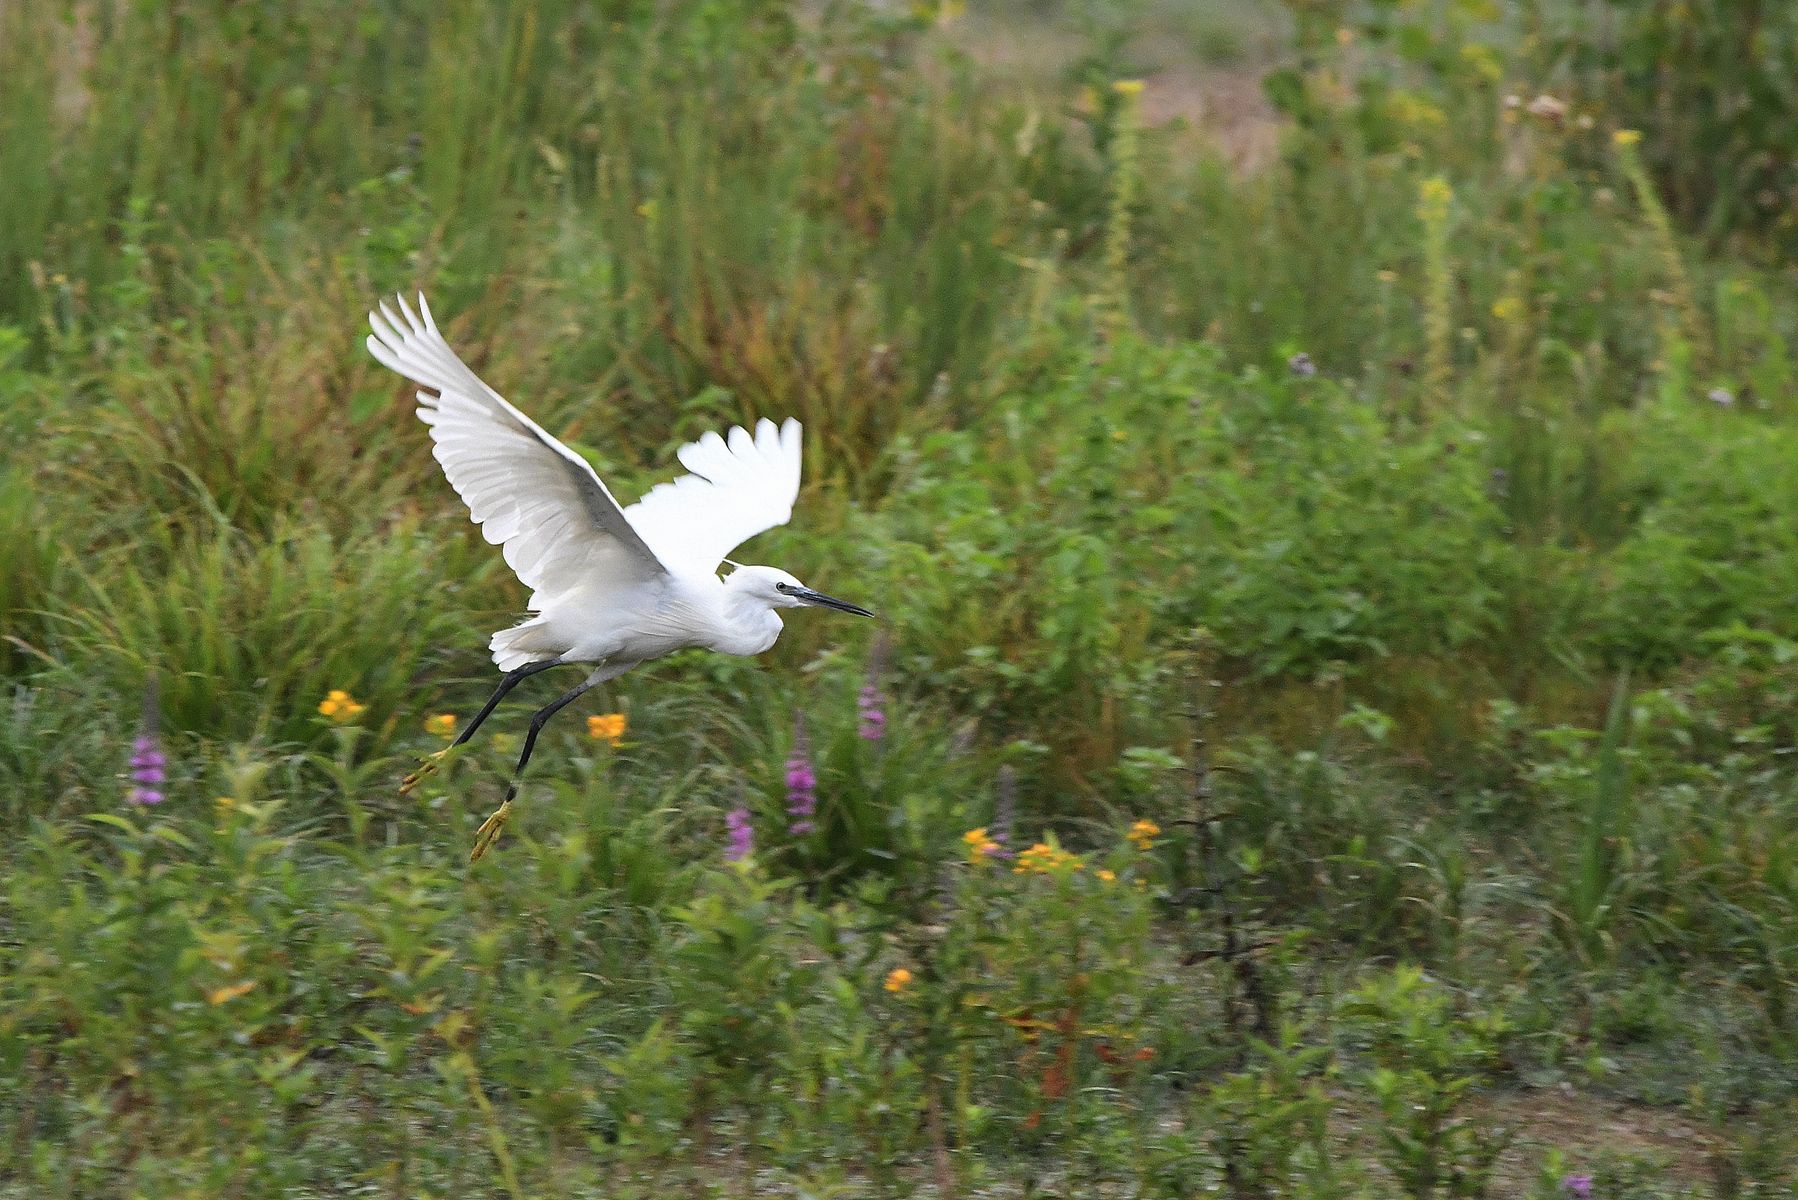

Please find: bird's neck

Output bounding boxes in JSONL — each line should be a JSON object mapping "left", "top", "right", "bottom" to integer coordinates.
{"left": 715, "top": 589, "right": 784, "bottom": 656}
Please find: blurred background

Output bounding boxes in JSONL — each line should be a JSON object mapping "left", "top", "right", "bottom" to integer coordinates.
{"left": 3, "top": 1, "right": 1796, "bottom": 1195}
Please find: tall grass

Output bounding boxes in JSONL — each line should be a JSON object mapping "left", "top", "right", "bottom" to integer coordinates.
{"left": 1564, "top": 672, "right": 1633, "bottom": 966}
{"left": 57, "top": 518, "right": 489, "bottom": 748}
{"left": 5, "top": 1, "right": 1058, "bottom": 496}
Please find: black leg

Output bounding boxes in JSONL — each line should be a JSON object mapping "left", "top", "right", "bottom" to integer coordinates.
{"left": 453, "top": 659, "right": 563, "bottom": 748}
{"left": 501, "top": 675, "right": 601, "bottom": 804}
{"left": 400, "top": 658, "right": 561, "bottom": 793}
{"left": 467, "top": 661, "right": 634, "bottom": 862}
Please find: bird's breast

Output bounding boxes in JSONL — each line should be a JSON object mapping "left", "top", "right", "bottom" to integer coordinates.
{"left": 705, "top": 608, "right": 783, "bottom": 658}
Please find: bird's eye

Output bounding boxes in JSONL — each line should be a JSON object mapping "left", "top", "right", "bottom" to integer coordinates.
{"left": 775, "top": 583, "right": 797, "bottom": 594}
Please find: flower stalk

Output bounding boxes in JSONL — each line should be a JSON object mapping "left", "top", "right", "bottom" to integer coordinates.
{"left": 1096, "top": 79, "right": 1145, "bottom": 337}
{"left": 129, "top": 734, "right": 166, "bottom": 806}
{"left": 128, "top": 680, "right": 165, "bottom": 806}
{"left": 858, "top": 631, "right": 889, "bottom": 742}
{"left": 785, "top": 712, "right": 817, "bottom": 835}
{"left": 724, "top": 806, "right": 754, "bottom": 863}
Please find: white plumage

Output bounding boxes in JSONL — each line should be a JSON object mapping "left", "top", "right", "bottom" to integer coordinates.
{"left": 364, "top": 293, "right": 870, "bottom": 858}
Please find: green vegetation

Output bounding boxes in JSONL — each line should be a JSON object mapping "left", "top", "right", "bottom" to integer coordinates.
{"left": 4, "top": 0, "right": 1797, "bottom": 1194}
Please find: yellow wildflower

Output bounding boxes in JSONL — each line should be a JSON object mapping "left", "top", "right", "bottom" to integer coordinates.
{"left": 586, "top": 712, "right": 627, "bottom": 746}
{"left": 207, "top": 980, "right": 257, "bottom": 1006}
{"left": 1388, "top": 90, "right": 1446, "bottom": 129}
{"left": 1112, "top": 79, "right": 1144, "bottom": 97}
{"left": 215, "top": 795, "right": 238, "bottom": 811}
{"left": 884, "top": 967, "right": 914, "bottom": 994}
{"left": 1612, "top": 128, "right": 1642, "bottom": 148}
{"left": 1416, "top": 176, "right": 1454, "bottom": 221}
{"left": 963, "top": 826, "right": 1002, "bottom": 864}
{"left": 1127, "top": 819, "right": 1161, "bottom": 851}
{"left": 1013, "top": 842, "right": 1084, "bottom": 875}
{"left": 1097, "top": 868, "right": 1117, "bottom": 883}
{"left": 424, "top": 713, "right": 457, "bottom": 738}
{"left": 1458, "top": 42, "right": 1503, "bottom": 83}
{"left": 1490, "top": 296, "right": 1527, "bottom": 324}
{"left": 318, "top": 689, "right": 366, "bottom": 722}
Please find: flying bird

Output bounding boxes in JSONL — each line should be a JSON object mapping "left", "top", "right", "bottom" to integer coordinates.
{"left": 366, "top": 294, "right": 871, "bottom": 860}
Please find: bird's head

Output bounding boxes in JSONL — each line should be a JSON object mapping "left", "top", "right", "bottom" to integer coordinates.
{"left": 725, "top": 565, "right": 874, "bottom": 618}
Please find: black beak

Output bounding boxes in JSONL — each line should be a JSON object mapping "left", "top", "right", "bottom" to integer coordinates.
{"left": 792, "top": 587, "right": 874, "bottom": 618}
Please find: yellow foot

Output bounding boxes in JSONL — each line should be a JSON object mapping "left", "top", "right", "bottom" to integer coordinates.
{"left": 399, "top": 749, "right": 449, "bottom": 795}
{"left": 468, "top": 799, "right": 514, "bottom": 863}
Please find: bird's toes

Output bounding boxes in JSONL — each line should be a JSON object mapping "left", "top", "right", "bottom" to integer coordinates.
{"left": 468, "top": 799, "right": 514, "bottom": 863}
{"left": 398, "top": 749, "right": 449, "bottom": 795}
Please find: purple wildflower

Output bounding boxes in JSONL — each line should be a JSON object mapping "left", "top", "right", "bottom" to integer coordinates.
{"left": 857, "top": 685, "right": 886, "bottom": 741}
{"left": 786, "top": 713, "right": 817, "bottom": 835}
{"left": 858, "top": 631, "right": 890, "bottom": 741}
{"left": 724, "top": 806, "right": 754, "bottom": 862}
{"left": 129, "top": 733, "right": 166, "bottom": 806}
{"left": 1561, "top": 1175, "right": 1592, "bottom": 1199}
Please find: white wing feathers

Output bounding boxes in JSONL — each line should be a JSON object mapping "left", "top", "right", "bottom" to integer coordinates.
{"left": 365, "top": 293, "right": 805, "bottom": 605}
{"left": 625, "top": 417, "right": 803, "bottom": 578}
{"left": 365, "top": 294, "right": 663, "bottom": 602}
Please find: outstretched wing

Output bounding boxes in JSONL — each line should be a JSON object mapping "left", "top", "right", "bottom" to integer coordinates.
{"left": 624, "top": 417, "right": 803, "bottom": 578}
{"left": 365, "top": 294, "right": 667, "bottom": 603}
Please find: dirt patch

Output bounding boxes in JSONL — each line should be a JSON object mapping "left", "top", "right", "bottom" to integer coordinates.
{"left": 1137, "top": 64, "right": 1283, "bottom": 174}
{"left": 1321, "top": 1085, "right": 1722, "bottom": 1191}
{"left": 943, "top": 8, "right": 1287, "bottom": 174}
{"left": 1479, "top": 1088, "right": 1720, "bottom": 1185}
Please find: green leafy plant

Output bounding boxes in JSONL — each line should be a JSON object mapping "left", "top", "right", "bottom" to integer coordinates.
{"left": 1338, "top": 965, "right": 1514, "bottom": 1198}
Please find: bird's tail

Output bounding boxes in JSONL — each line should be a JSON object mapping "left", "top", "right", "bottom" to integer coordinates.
{"left": 489, "top": 618, "right": 560, "bottom": 672}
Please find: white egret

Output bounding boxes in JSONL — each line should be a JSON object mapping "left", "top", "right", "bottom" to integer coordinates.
{"left": 366, "top": 294, "right": 872, "bottom": 860}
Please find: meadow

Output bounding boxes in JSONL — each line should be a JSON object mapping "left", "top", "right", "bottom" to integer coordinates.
{"left": 3, "top": 0, "right": 1797, "bottom": 1195}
